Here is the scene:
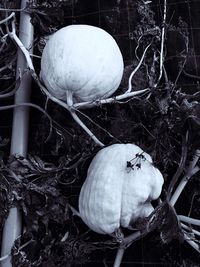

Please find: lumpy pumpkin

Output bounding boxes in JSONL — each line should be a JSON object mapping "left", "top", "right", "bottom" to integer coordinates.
{"left": 79, "top": 144, "right": 164, "bottom": 234}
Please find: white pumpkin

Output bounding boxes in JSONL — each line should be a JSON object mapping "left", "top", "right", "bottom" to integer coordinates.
{"left": 40, "top": 25, "right": 124, "bottom": 103}
{"left": 79, "top": 144, "right": 164, "bottom": 234}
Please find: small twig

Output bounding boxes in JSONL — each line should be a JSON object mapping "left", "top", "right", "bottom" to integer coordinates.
{"left": 134, "top": 27, "right": 160, "bottom": 60}
{"left": 134, "top": 35, "right": 143, "bottom": 61}
{"left": 0, "top": 103, "right": 53, "bottom": 142}
{"left": 0, "top": 12, "right": 15, "bottom": 25}
{"left": 125, "top": 42, "right": 152, "bottom": 94}
{"left": 18, "top": 239, "right": 34, "bottom": 251}
{"left": 178, "top": 215, "right": 200, "bottom": 226}
{"left": 183, "top": 69, "right": 200, "bottom": 80}
{"left": 0, "top": 7, "right": 26, "bottom": 12}
{"left": 0, "top": 55, "right": 16, "bottom": 74}
{"left": 170, "top": 149, "right": 200, "bottom": 206}
{"left": 61, "top": 231, "right": 69, "bottom": 242}
{"left": 29, "top": 53, "right": 42, "bottom": 59}
{"left": 0, "top": 73, "right": 21, "bottom": 98}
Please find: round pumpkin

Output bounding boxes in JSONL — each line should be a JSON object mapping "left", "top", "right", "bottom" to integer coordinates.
{"left": 79, "top": 144, "right": 164, "bottom": 234}
{"left": 40, "top": 25, "right": 124, "bottom": 103}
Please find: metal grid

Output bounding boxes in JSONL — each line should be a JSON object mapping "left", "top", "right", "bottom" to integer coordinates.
{"left": 0, "top": 0, "right": 200, "bottom": 266}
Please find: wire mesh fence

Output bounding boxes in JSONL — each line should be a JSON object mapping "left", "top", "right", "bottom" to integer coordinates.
{"left": 0, "top": 0, "right": 200, "bottom": 266}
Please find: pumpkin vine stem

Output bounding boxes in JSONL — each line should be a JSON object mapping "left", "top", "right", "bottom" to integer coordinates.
{"left": 113, "top": 248, "right": 125, "bottom": 267}
{"left": 113, "top": 231, "right": 145, "bottom": 267}
{"left": 125, "top": 42, "right": 152, "bottom": 94}
{"left": 66, "top": 90, "right": 105, "bottom": 147}
{"left": 0, "top": 12, "right": 15, "bottom": 25}
{"left": 73, "top": 88, "right": 150, "bottom": 109}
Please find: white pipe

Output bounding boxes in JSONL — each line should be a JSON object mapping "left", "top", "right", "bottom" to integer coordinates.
{"left": 1, "top": 1, "right": 34, "bottom": 266}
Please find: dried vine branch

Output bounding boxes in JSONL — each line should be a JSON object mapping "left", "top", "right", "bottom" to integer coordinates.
{"left": 125, "top": 42, "right": 152, "bottom": 94}
{"left": 0, "top": 103, "right": 53, "bottom": 142}
{"left": 0, "top": 12, "right": 15, "bottom": 25}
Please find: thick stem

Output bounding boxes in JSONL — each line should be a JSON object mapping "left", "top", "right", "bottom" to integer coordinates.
{"left": 178, "top": 215, "right": 200, "bottom": 226}
{"left": 1, "top": 1, "right": 33, "bottom": 266}
{"left": 113, "top": 247, "right": 125, "bottom": 267}
{"left": 113, "top": 231, "right": 143, "bottom": 267}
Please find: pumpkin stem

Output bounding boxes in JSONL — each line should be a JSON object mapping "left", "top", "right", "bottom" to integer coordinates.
{"left": 113, "top": 247, "right": 125, "bottom": 267}
{"left": 66, "top": 90, "right": 105, "bottom": 147}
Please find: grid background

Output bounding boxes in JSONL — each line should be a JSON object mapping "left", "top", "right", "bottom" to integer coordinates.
{"left": 1, "top": 0, "right": 200, "bottom": 266}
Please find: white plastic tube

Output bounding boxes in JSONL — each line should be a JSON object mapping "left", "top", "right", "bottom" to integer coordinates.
{"left": 1, "top": 1, "right": 34, "bottom": 266}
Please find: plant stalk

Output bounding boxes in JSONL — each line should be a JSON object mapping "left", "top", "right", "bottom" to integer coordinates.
{"left": 113, "top": 247, "right": 125, "bottom": 267}
{"left": 1, "top": 1, "right": 34, "bottom": 266}
{"left": 66, "top": 90, "right": 105, "bottom": 147}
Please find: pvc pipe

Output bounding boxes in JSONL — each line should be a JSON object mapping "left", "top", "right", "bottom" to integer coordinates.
{"left": 1, "top": 1, "right": 34, "bottom": 266}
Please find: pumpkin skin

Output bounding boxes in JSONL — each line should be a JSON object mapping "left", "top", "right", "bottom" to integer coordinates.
{"left": 79, "top": 144, "right": 164, "bottom": 234}
{"left": 40, "top": 25, "right": 124, "bottom": 103}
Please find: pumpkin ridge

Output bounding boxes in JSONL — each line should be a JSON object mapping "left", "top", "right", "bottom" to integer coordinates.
{"left": 91, "top": 161, "right": 106, "bottom": 233}
{"left": 82, "top": 165, "right": 101, "bottom": 233}
{"left": 94, "top": 146, "right": 122, "bottom": 234}
{"left": 83, "top": 179, "right": 92, "bottom": 230}
{"left": 95, "top": 147, "right": 120, "bottom": 234}
{"left": 119, "top": 145, "right": 128, "bottom": 228}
